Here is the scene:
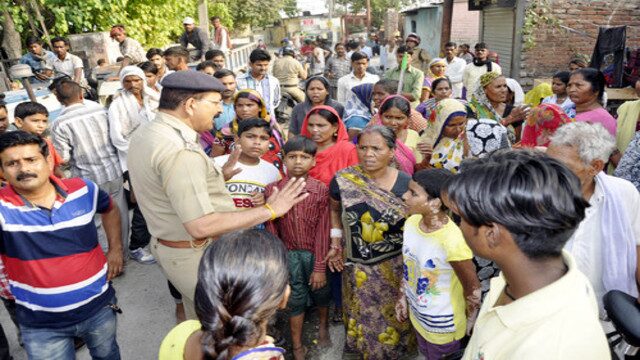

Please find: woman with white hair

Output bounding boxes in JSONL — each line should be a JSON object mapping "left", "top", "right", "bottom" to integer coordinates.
{"left": 547, "top": 122, "right": 640, "bottom": 311}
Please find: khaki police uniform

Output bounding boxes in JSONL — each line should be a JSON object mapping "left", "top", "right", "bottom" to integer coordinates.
{"left": 128, "top": 110, "right": 235, "bottom": 319}
{"left": 272, "top": 55, "right": 306, "bottom": 103}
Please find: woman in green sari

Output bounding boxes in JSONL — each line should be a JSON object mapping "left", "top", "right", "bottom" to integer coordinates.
{"left": 326, "top": 125, "right": 415, "bottom": 359}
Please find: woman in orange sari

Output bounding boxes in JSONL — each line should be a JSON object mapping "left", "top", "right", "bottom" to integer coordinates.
{"left": 301, "top": 105, "right": 359, "bottom": 186}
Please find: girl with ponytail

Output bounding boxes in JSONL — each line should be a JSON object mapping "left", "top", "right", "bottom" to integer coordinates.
{"left": 159, "top": 230, "right": 290, "bottom": 360}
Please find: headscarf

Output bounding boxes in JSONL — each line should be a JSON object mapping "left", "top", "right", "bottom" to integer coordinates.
{"left": 524, "top": 83, "right": 553, "bottom": 107}
{"left": 215, "top": 89, "right": 285, "bottom": 171}
{"left": 219, "top": 89, "right": 272, "bottom": 140}
{"left": 421, "top": 98, "right": 468, "bottom": 147}
{"left": 110, "top": 66, "right": 159, "bottom": 140}
{"left": 421, "top": 99, "right": 468, "bottom": 173}
{"left": 301, "top": 105, "right": 359, "bottom": 185}
{"left": 468, "top": 72, "right": 503, "bottom": 121}
{"left": 343, "top": 83, "right": 374, "bottom": 125}
{"left": 370, "top": 95, "right": 417, "bottom": 175}
{"left": 423, "top": 58, "right": 447, "bottom": 91}
{"left": 521, "top": 103, "right": 573, "bottom": 147}
{"left": 505, "top": 78, "right": 525, "bottom": 106}
{"left": 427, "top": 58, "right": 447, "bottom": 77}
{"left": 466, "top": 118, "right": 511, "bottom": 158}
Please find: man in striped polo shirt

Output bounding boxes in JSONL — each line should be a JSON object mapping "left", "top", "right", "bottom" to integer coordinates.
{"left": 0, "top": 131, "right": 123, "bottom": 359}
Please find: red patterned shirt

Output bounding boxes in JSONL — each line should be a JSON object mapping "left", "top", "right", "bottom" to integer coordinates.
{"left": 265, "top": 177, "right": 330, "bottom": 272}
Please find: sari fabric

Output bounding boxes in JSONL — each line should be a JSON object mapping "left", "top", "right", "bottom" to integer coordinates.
{"left": 334, "top": 166, "right": 415, "bottom": 359}
{"left": 466, "top": 118, "right": 511, "bottom": 158}
{"left": 214, "top": 89, "right": 285, "bottom": 173}
{"left": 301, "top": 105, "right": 359, "bottom": 185}
{"left": 343, "top": 83, "right": 374, "bottom": 130}
{"left": 421, "top": 99, "right": 468, "bottom": 173}
{"left": 521, "top": 103, "right": 573, "bottom": 147}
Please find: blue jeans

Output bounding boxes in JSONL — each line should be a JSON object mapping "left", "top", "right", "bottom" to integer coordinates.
{"left": 20, "top": 296, "right": 120, "bottom": 360}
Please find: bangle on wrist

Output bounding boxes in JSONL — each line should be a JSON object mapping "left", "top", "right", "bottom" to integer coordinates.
{"left": 263, "top": 203, "right": 277, "bottom": 221}
{"left": 330, "top": 228, "right": 343, "bottom": 238}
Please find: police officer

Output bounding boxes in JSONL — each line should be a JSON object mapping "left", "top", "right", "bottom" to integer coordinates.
{"left": 405, "top": 33, "right": 432, "bottom": 74}
{"left": 127, "top": 71, "right": 308, "bottom": 319}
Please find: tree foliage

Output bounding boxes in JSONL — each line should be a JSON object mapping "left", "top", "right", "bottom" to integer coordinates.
{"left": 335, "top": 0, "right": 407, "bottom": 29}
{"left": 208, "top": 0, "right": 297, "bottom": 29}
{"left": 2, "top": 0, "right": 298, "bottom": 48}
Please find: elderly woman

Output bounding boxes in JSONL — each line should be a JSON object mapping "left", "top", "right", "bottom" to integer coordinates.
{"left": 569, "top": 68, "right": 616, "bottom": 137}
{"left": 288, "top": 76, "right": 345, "bottom": 136}
{"left": 468, "top": 72, "right": 529, "bottom": 142}
{"left": 421, "top": 58, "right": 447, "bottom": 102}
{"left": 326, "top": 125, "right": 414, "bottom": 359}
{"left": 213, "top": 89, "right": 286, "bottom": 172}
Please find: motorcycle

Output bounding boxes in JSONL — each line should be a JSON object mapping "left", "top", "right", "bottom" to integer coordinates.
{"left": 604, "top": 290, "right": 640, "bottom": 359}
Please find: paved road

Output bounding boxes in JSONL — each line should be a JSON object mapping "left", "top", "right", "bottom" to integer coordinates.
{"left": 0, "top": 260, "right": 346, "bottom": 359}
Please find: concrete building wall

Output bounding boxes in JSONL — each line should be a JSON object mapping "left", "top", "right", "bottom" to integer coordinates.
{"left": 451, "top": 0, "right": 480, "bottom": 46}
{"left": 403, "top": 6, "right": 443, "bottom": 59}
{"left": 519, "top": 0, "right": 640, "bottom": 87}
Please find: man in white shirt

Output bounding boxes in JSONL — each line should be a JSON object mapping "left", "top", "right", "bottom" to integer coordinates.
{"left": 462, "top": 42, "right": 501, "bottom": 98}
{"left": 443, "top": 42, "right": 466, "bottom": 99}
{"left": 547, "top": 122, "right": 640, "bottom": 312}
{"left": 236, "top": 49, "right": 280, "bottom": 119}
{"left": 336, "top": 51, "right": 379, "bottom": 104}
{"left": 50, "top": 36, "right": 86, "bottom": 86}
{"left": 210, "top": 16, "right": 231, "bottom": 53}
{"left": 443, "top": 150, "right": 609, "bottom": 360}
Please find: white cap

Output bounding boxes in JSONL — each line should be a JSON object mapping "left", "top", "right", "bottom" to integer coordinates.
{"left": 183, "top": 17, "right": 195, "bottom": 25}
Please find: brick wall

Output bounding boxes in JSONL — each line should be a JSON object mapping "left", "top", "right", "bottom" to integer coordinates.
{"left": 451, "top": 0, "right": 480, "bottom": 45}
{"left": 519, "top": 0, "right": 640, "bottom": 87}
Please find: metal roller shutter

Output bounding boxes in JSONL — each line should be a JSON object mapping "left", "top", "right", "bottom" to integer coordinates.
{"left": 482, "top": 7, "right": 515, "bottom": 77}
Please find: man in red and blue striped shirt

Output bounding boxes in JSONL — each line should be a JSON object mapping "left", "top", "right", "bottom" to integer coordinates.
{"left": 0, "top": 131, "right": 123, "bottom": 359}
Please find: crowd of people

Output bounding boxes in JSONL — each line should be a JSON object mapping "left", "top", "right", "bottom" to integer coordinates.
{"left": 3, "top": 19, "right": 640, "bottom": 360}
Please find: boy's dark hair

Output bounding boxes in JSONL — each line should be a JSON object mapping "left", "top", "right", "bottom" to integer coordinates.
{"left": 138, "top": 61, "right": 158, "bottom": 75}
{"left": 474, "top": 42, "right": 487, "bottom": 51}
{"left": 396, "top": 45, "right": 413, "bottom": 55}
{"left": 445, "top": 149, "right": 588, "bottom": 260}
{"left": 283, "top": 135, "right": 317, "bottom": 156}
{"left": 346, "top": 40, "right": 359, "bottom": 51}
{"left": 51, "top": 36, "right": 69, "bottom": 46}
{"left": 14, "top": 102, "right": 48, "bottom": 119}
{"left": 146, "top": 48, "right": 164, "bottom": 59}
{"left": 97, "top": 58, "right": 107, "bottom": 66}
{"left": 54, "top": 80, "right": 83, "bottom": 106}
{"left": 164, "top": 46, "right": 189, "bottom": 60}
{"left": 351, "top": 51, "right": 369, "bottom": 62}
{"left": 214, "top": 69, "right": 235, "bottom": 79}
{"left": 413, "top": 169, "right": 452, "bottom": 200}
{"left": 375, "top": 79, "right": 399, "bottom": 94}
{"left": 237, "top": 118, "right": 271, "bottom": 137}
{"left": 0, "top": 130, "right": 49, "bottom": 162}
{"left": 26, "top": 36, "right": 42, "bottom": 47}
{"left": 196, "top": 61, "right": 217, "bottom": 71}
{"left": 249, "top": 49, "right": 271, "bottom": 63}
{"left": 444, "top": 41, "right": 457, "bottom": 48}
{"left": 205, "top": 49, "right": 225, "bottom": 61}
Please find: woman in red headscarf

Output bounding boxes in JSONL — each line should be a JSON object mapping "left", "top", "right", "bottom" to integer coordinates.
{"left": 521, "top": 103, "right": 573, "bottom": 148}
{"left": 301, "top": 105, "right": 359, "bottom": 185}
